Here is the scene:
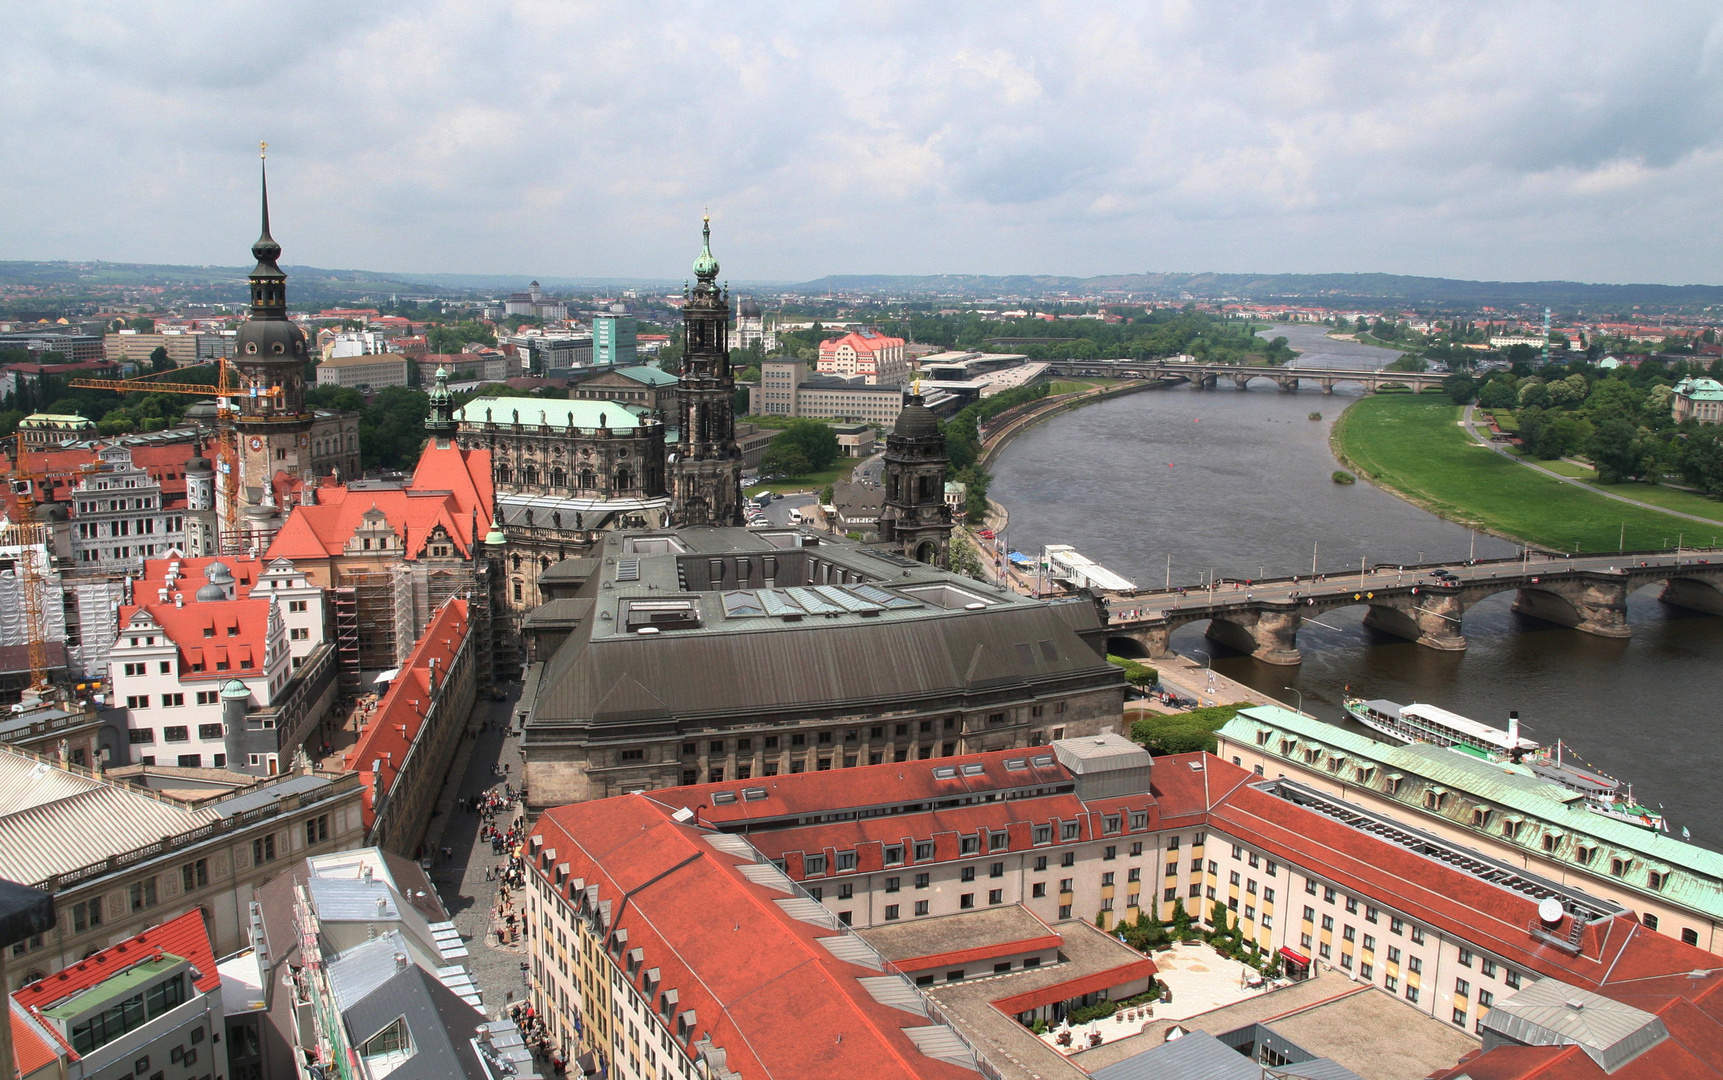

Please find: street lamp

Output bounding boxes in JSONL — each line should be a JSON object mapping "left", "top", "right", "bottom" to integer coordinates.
{"left": 1192, "top": 649, "right": 1212, "bottom": 675}
{"left": 1283, "top": 686, "right": 1304, "bottom": 715}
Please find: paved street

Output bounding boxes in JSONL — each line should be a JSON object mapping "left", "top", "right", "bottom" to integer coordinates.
{"left": 418, "top": 682, "right": 532, "bottom": 1017}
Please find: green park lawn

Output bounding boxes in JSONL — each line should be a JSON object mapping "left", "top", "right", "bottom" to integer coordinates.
{"left": 1332, "top": 395, "right": 1715, "bottom": 552}
{"left": 744, "top": 458, "right": 859, "bottom": 496}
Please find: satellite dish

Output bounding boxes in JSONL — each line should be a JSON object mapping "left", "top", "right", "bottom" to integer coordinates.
{"left": 1538, "top": 897, "right": 1564, "bottom": 925}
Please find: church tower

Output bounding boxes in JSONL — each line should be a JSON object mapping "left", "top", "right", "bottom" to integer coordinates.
{"left": 425, "top": 365, "right": 457, "bottom": 448}
{"left": 231, "top": 147, "right": 316, "bottom": 513}
{"left": 878, "top": 386, "right": 953, "bottom": 567}
{"left": 670, "top": 215, "right": 743, "bottom": 527}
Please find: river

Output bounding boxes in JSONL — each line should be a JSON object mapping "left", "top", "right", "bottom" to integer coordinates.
{"left": 989, "top": 324, "right": 1723, "bottom": 836}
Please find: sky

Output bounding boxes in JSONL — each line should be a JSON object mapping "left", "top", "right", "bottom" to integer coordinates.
{"left": 4, "top": 1, "right": 1723, "bottom": 286}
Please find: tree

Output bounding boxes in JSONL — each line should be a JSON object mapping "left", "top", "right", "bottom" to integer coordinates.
{"left": 1477, "top": 378, "right": 1517, "bottom": 410}
{"left": 1386, "top": 355, "right": 1428, "bottom": 373}
{"left": 358, "top": 386, "right": 432, "bottom": 472}
{"left": 1443, "top": 372, "right": 1477, "bottom": 405}
{"left": 149, "top": 346, "right": 173, "bottom": 373}
{"left": 1518, "top": 379, "right": 1551, "bottom": 409}
{"left": 759, "top": 443, "right": 811, "bottom": 479}
{"left": 127, "top": 316, "right": 155, "bottom": 333}
{"left": 771, "top": 419, "right": 839, "bottom": 471}
{"left": 1679, "top": 427, "right": 1723, "bottom": 495}
{"left": 1587, "top": 417, "right": 1641, "bottom": 482}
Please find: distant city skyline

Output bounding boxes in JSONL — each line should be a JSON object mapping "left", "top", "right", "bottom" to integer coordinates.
{"left": 3, "top": 3, "right": 1722, "bottom": 286}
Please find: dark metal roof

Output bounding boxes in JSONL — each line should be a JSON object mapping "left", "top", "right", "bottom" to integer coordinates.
{"left": 339, "top": 964, "right": 489, "bottom": 1080}
{"left": 0, "top": 877, "right": 55, "bottom": 948}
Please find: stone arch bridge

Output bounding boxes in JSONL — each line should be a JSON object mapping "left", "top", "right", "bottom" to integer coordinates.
{"left": 1041, "top": 358, "right": 1447, "bottom": 394}
{"left": 1101, "top": 552, "right": 1723, "bottom": 666}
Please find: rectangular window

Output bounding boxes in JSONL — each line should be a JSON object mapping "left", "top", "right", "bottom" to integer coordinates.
{"left": 1103, "top": 845, "right": 1117, "bottom": 860}
{"left": 162, "top": 725, "right": 188, "bottom": 742}
{"left": 989, "top": 889, "right": 1003, "bottom": 905}
{"left": 915, "top": 842, "right": 934, "bottom": 861}
{"left": 960, "top": 893, "right": 975, "bottom": 909}
{"left": 1360, "top": 961, "right": 1373, "bottom": 979}
{"left": 181, "top": 859, "right": 208, "bottom": 891}
{"left": 161, "top": 693, "right": 184, "bottom": 707}
{"left": 195, "top": 691, "right": 218, "bottom": 705}
{"left": 1388, "top": 946, "right": 1402, "bottom": 964}
{"left": 885, "top": 877, "right": 900, "bottom": 893}
{"left": 1452, "top": 1008, "right": 1467, "bottom": 1027}
{"left": 1032, "top": 883, "right": 1046, "bottom": 898}
{"left": 1406, "top": 985, "right": 1420, "bottom": 1004}
{"left": 1482, "top": 958, "right": 1498, "bottom": 978}
{"left": 804, "top": 855, "right": 827, "bottom": 875}
{"left": 1033, "top": 825, "right": 1052, "bottom": 845}
{"left": 884, "top": 905, "right": 900, "bottom": 921}
{"left": 884, "top": 846, "right": 904, "bottom": 866}
{"left": 1458, "top": 948, "right": 1473, "bottom": 967}
{"left": 305, "top": 814, "right": 329, "bottom": 845}
{"left": 252, "top": 834, "right": 276, "bottom": 865}
{"left": 961, "top": 866, "right": 976, "bottom": 883}
{"left": 914, "top": 900, "right": 929, "bottom": 916}
{"left": 129, "top": 878, "right": 158, "bottom": 911}
{"left": 914, "top": 873, "right": 930, "bottom": 889}
{"left": 1455, "top": 978, "right": 1470, "bottom": 997}
{"left": 198, "top": 723, "right": 223, "bottom": 739}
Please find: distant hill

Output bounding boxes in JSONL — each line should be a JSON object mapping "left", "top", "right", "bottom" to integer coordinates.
{"left": 788, "top": 272, "right": 1723, "bottom": 309}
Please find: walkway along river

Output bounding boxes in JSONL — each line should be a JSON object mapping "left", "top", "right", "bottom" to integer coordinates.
{"left": 987, "top": 326, "right": 1723, "bottom": 837}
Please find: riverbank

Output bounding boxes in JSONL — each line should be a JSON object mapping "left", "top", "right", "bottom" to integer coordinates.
{"left": 978, "top": 379, "right": 1156, "bottom": 470}
{"left": 1331, "top": 395, "right": 1710, "bottom": 552}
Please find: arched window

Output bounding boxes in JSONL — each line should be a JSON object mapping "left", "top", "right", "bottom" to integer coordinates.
{"left": 550, "top": 467, "right": 565, "bottom": 488}
{"left": 513, "top": 579, "right": 523, "bottom": 602}
{"left": 496, "top": 464, "right": 511, "bottom": 484}
{"left": 580, "top": 469, "right": 594, "bottom": 490}
{"left": 615, "top": 469, "right": 631, "bottom": 492}
{"left": 521, "top": 465, "right": 539, "bottom": 486}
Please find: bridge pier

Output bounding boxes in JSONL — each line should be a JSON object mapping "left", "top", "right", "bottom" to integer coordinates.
{"left": 1512, "top": 581, "right": 1630, "bottom": 638}
{"left": 1206, "top": 609, "right": 1302, "bottom": 666}
{"left": 1360, "top": 596, "right": 1467, "bottom": 651}
{"left": 1276, "top": 376, "right": 1300, "bottom": 393}
{"left": 1660, "top": 576, "right": 1723, "bottom": 615}
{"left": 1319, "top": 379, "right": 1336, "bottom": 394}
{"left": 1232, "top": 375, "right": 1253, "bottom": 391}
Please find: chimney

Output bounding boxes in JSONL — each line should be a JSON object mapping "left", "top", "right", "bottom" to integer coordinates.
{"left": 1508, "top": 711, "right": 1520, "bottom": 746}
{"left": 395, "top": 953, "right": 409, "bottom": 971}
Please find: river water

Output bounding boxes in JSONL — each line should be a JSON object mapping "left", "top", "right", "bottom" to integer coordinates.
{"left": 989, "top": 324, "right": 1723, "bottom": 835}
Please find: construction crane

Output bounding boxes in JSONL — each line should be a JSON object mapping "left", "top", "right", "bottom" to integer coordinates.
{"left": 2, "top": 433, "right": 56, "bottom": 695}
{"left": 71, "top": 355, "right": 282, "bottom": 553}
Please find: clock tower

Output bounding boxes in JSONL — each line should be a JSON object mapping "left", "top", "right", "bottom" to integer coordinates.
{"left": 231, "top": 149, "right": 317, "bottom": 516}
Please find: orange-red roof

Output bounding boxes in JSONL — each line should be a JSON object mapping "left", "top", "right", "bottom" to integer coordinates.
{"left": 531, "top": 796, "right": 976, "bottom": 1080}
{"left": 13, "top": 909, "right": 220, "bottom": 1018}
{"left": 10, "top": 1001, "right": 64, "bottom": 1075}
{"left": 266, "top": 443, "right": 491, "bottom": 563}
{"left": 346, "top": 598, "right": 471, "bottom": 827}
{"left": 135, "top": 554, "right": 263, "bottom": 598}
{"left": 818, "top": 330, "right": 905, "bottom": 357}
{"left": 118, "top": 596, "right": 274, "bottom": 682}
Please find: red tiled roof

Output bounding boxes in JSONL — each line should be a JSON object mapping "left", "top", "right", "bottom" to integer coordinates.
{"left": 662, "top": 743, "right": 1075, "bottom": 828}
{"left": 530, "top": 796, "right": 976, "bottom": 1080}
{"left": 346, "top": 598, "right": 471, "bottom": 827}
{"left": 118, "top": 596, "right": 274, "bottom": 683}
{"left": 12, "top": 909, "right": 220, "bottom": 1016}
{"left": 988, "top": 955, "right": 1159, "bottom": 1016}
{"left": 10, "top": 1000, "right": 64, "bottom": 1075}
{"left": 819, "top": 331, "right": 905, "bottom": 357}
{"left": 135, "top": 554, "right": 263, "bottom": 599}
{"left": 266, "top": 443, "right": 492, "bottom": 563}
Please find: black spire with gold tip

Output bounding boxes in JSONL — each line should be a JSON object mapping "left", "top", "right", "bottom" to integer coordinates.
{"left": 247, "top": 142, "right": 288, "bottom": 320}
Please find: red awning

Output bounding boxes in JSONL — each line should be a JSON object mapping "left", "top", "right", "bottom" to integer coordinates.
{"left": 1278, "top": 946, "right": 1310, "bottom": 966}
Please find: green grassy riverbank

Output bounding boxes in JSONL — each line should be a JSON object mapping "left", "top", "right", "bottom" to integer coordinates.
{"left": 1331, "top": 395, "right": 1712, "bottom": 552}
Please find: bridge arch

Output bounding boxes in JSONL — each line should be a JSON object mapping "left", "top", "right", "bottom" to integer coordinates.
{"left": 1660, "top": 574, "right": 1723, "bottom": 616}
{"left": 1106, "top": 635, "right": 1155, "bottom": 660}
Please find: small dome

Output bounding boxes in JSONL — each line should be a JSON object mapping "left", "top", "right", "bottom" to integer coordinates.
{"left": 892, "top": 401, "right": 940, "bottom": 439}
{"left": 185, "top": 445, "right": 213, "bottom": 473}
{"left": 221, "top": 679, "right": 250, "bottom": 699}
{"left": 739, "top": 300, "right": 762, "bottom": 319}
{"left": 197, "top": 561, "right": 236, "bottom": 601}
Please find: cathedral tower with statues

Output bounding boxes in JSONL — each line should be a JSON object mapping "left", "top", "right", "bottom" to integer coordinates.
{"left": 670, "top": 216, "right": 743, "bottom": 527}
{"left": 877, "top": 383, "right": 953, "bottom": 567}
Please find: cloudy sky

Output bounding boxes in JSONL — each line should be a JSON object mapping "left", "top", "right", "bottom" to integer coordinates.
{"left": 4, "top": 1, "right": 1722, "bottom": 285}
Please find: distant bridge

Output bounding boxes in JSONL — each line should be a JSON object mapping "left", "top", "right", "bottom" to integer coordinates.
{"left": 1041, "top": 358, "right": 1446, "bottom": 394}
{"left": 1099, "top": 552, "right": 1723, "bottom": 665}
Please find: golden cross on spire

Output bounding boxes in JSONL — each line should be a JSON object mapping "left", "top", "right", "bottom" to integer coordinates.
{"left": 260, "top": 140, "right": 268, "bottom": 159}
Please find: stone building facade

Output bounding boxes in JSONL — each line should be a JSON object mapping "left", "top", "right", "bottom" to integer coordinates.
{"left": 69, "top": 443, "right": 187, "bottom": 568}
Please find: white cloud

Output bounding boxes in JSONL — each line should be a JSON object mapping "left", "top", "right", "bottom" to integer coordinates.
{"left": 1, "top": 1, "right": 1720, "bottom": 284}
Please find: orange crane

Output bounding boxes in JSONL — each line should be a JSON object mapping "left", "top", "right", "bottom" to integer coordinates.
{"left": 71, "top": 355, "right": 281, "bottom": 553}
{"left": 2, "top": 433, "right": 55, "bottom": 694}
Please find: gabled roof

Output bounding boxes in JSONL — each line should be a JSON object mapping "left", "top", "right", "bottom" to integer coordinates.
{"left": 267, "top": 485, "right": 479, "bottom": 562}
{"left": 13, "top": 909, "right": 220, "bottom": 1014}
{"left": 820, "top": 330, "right": 906, "bottom": 356}
{"left": 346, "top": 599, "right": 471, "bottom": 827}
{"left": 117, "top": 596, "right": 276, "bottom": 683}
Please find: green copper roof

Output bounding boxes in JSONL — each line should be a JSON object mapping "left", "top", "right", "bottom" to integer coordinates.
{"left": 693, "top": 215, "right": 719, "bottom": 280}
{"left": 453, "top": 397, "right": 653, "bottom": 430}
{"left": 1221, "top": 705, "right": 1723, "bottom": 918}
{"left": 614, "top": 365, "right": 679, "bottom": 387}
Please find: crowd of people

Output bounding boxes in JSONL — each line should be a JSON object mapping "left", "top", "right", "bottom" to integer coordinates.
{"left": 505, "top": 1002, "right": 574, "bottom": 1075}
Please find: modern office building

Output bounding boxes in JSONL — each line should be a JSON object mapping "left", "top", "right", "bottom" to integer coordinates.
{"left": 592, "top": 313, "right": 637, "bottom": 368}
{"left": 313, "top": 352, "right": 412, "bottom": 389}
{"left": 748, "top": 359, "right": 906, "bottom": 425}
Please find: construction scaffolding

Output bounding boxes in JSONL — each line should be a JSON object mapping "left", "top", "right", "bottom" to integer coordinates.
{"left": 333, "top": 587, "right": 360, "bottom": 694}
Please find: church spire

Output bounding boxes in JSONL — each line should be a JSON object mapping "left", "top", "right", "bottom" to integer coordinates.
{"left": 692, "top": 210, "right": 720, "bottom": 283}
{"left": 248, "top": 143, "right": 287, "bottom": 320}
{"left": 425, "top": 365, "right": 457, "bottom": 444}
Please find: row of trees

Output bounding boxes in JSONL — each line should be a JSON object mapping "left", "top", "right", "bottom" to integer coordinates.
{"left": 1451, "top": 359, "right": 1723, "bottom": 491}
